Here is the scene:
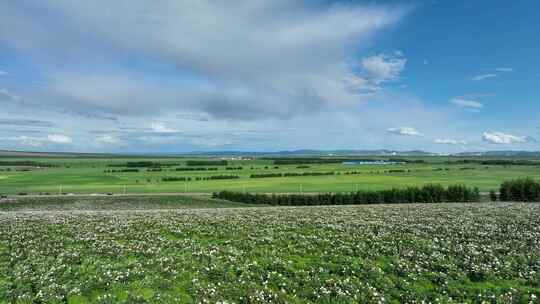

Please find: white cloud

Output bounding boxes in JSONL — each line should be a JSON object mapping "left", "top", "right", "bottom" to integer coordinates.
{"left": 387, "top": 127, "right": 422, "bottom": 137}
{"left": 450, "top": 98, "right": 483, "bottom": 109}
{"left": 150, "top": 122, "right": 179, "bottom": 133}
{"left": 1, "top": 134, "right": 72, "bottom": 147}
{"left": 344, "top": 52, "right": 407, "bottom": 94}
{"left": 6, "top": 136, "right": 44, "bottom": 147}
{"left": 482, "top": 132, "right": 529, "bottom": 144}
{"left": 47, "top": 134, "right": 72, "bottom": 144}
{"left": 471, "top": 74, "right": 497, "bottom": 81}
{"left": 361, "top": 53, "right": 407, "bottom": 85}
{"left": 470, "top": 68, "right": 511, "bottom": 82}
{"left": 95, "top": 134, "right": 124, "bottom": 146}
{"left": 0, "top": 70, "right": 6, "bottom": 76}
{"left": 434, "top": 138, "right": 467, "bottom": 145}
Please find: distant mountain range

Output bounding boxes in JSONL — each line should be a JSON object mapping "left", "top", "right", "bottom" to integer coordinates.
{"left": 2, "top": 149, "right": 540, "bottom": 158}
{"left": 183, "top": 149, "right": 540, "bottom": 157}
{"left": 184, "top": 149, "right": 438, "bottom": 157}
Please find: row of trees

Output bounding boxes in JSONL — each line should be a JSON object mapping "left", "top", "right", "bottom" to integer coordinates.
{"left": 104, "top": 169, "right": 139, "bottom": 173}
{"left": 250, "top": 173, "right": 284, "bottom": 178}
{"left": 213, "top": 184, "right": 481, "bottom": 206}
{"left": 250, "top": 172, "right": 336, "bottom": 179}
{"left": 450, "top": 159, "right": 537, "bottom": 166}
{"left": 269, "top": 158, "right": 344, "bottom": 165}
{"left": 175, "top": 167, "right": 219, "bottom": 171}
{"left": 283, "top": 172, "right": 335, "bottom": 177}
{"left": 0, "top": 161, "right": 57, "bottom": 167}
{"left": 197, "top": 175, "right": 240, "bottom": 180}
{"left": 162, "top": 175, "right": 240, "bottom": 182}
{"left": 186, "top": 160, "right": 228, "bottom": 166}
{"left": 388, "top": 158, "right": 425, "bottom": 164}
{"left": 498, "top": 178, "right": 540, "bottom": 202}
{"left": 162, "top": 176, "right": 190, "bottom": 182}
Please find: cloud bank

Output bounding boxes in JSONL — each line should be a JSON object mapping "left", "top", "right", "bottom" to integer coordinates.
{"left": 482, "top": 132, "right": 531, "bottom": 144}
{"left": 0, "top": 1, "right": 407, "bottom": 121}
{"left": 1, "top": 2, "right": 536, "bottom": 153}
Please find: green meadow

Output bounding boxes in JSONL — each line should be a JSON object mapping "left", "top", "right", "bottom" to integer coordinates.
{"left": 1, "top": 156, "right": 539, "bottom": 194}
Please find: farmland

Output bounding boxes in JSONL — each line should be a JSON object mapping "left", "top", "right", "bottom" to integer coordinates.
{"left": 1, "top": 156, "right": 540, "bottom": 303}
{"left": 0, "top": 156, "right": 540, "bottom": 195}
{"left": 1, "top": 197, "right": 539, "bottom": 303}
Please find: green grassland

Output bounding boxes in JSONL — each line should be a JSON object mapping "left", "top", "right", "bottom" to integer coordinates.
{"left": 1, "top": 198, "right": 539, "bottom": 303}
{"left": 0, "top": 195, "right": 252, "bottom": 211}
{"left": 1, "top": 156, "right": 540, "bottom": 194}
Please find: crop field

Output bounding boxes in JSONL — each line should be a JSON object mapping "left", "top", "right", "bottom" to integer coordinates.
{"left": 0, "top": 197, "right": 539, "bottom": 303}
{"left": 1, "top": 156, "right": 540, "bottom": 195}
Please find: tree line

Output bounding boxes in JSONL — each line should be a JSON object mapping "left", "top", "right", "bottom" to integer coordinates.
{"left": 270, "top": 158, "right": 344, "bottom": 165}
{"left": 0, "top": 161, "right": 57, "bottom": 167}
{"left": 283, "top": 172, "right": 335, "bottom": 177}
{"left": 213, "top": 184, "right": 481, "bottom": 206}
{"left": 449, "top": 159, "right": 538, "bottom": 166}
{"left": 250, "top": 172, "right": 336, "bottom": 178}
{"left": 162, "top": 175, "right": 239, "bottom": 182}
{"left": 186, "top": 160, "right": 228, "bottom": 166}
{"left": 104, "top": 169, "right": 140, "bottom": 173}
{"left": 175, "top": 167, "right": 219, "bottom": 171}
{"left": 498, "top": 178, "right": 540, "bottom": 202}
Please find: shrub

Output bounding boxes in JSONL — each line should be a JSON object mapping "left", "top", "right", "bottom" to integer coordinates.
{"left": 489, "top": 190, "right": 498, "bottom": 202}
{"left": 226, "top": 166, "right": 243, "bottom": 170}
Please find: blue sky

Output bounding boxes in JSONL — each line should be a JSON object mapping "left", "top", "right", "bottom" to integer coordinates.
{"left": 0, "top": 0, "right": 539, "bottom": 153}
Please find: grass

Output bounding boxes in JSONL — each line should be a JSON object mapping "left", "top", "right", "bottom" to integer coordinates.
{"left": 0, "top": 195, "right": 253, "bottom": 211}
{"left": 0, "top": 198, "right": 539, "bottom": 303}
{"left": 1, "top": 156, "right": 539, "bottom": 194}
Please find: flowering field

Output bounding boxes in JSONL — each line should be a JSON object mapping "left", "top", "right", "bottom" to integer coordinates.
{"left": 1, "top": 201, "right": 539, "bottom": 303}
